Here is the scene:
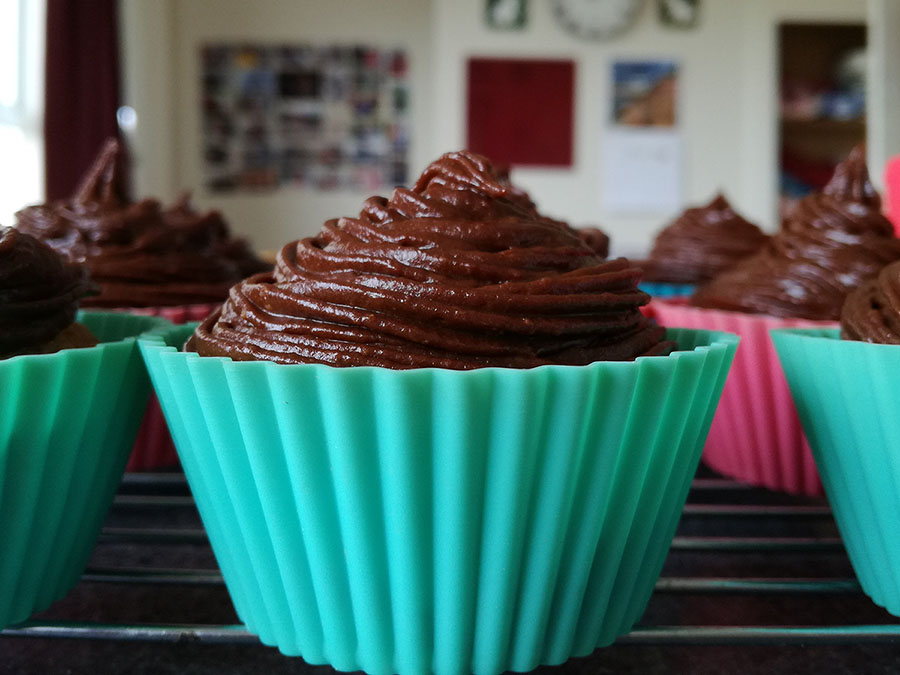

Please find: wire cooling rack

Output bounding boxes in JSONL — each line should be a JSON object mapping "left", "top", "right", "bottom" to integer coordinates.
{"left": 4, "top": 469, "right": 900, "bottom": 673}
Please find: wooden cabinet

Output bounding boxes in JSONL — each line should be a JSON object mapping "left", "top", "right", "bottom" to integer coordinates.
{"left": 778, "top": 23, "right": 866, "bottom": 215}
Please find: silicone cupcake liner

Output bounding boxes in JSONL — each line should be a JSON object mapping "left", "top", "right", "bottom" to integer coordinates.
{"left": 773, "top": 329, "right": 900, "bottom": 616}
{"left": 113, "top": 302, "right": 220, "bottom": 471}
{"left": 651, "top": 300, "right": 837, "bottom": 495}
{"left": 0, "top": 311, "right": 165, "bottom": 629}
{"left": 638, "top": 282, "right": 696, "bottom": 299}
{"left": 140, "top": 324, "right": 736, "bottom": 674}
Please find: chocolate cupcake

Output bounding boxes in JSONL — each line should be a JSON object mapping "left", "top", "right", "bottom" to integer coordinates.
{"left": 692, "top": 147, "right": 900, "bottom": 320}
{"left": 190, "top": 151, "right": 669, "bottom": 368}
{"left": 16, "top": 138, "right": 268, "bottom": 470}
{"left": 0, "top": 226, "right": 97, "bottom": 358}
{"left": 773, "top": 258, "right": 900, "bottom": 615}
{"left": 840, "top": 259, "right": 900, "bottom": 343}
{"left": 654, "top": 146, "right": 900, "bottom": 494}
{"left": 639, "top": 193, "right": 767, "bottom": 287}
{"left": 0, "top": 224, "right": 165, "bottom": 629}
{"left": 140, "top": 150, "right": 738, "bottom": 672}
{"left": 16, "top": 138, "right": 267, "bottom": 309}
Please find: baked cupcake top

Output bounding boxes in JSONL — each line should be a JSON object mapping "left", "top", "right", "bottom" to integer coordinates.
{"left": 16, "top": 138, "right": 266, "bottom": 308}
{"left": 638, "top": 194, "right": 768, "bottom": 284}
{"left": 188, "top": 150, "right": 671, "bottom": 369}
{"left": 0, "top": 225, "right": 95, "bottom": 358}
{"left": 841, "top": 259, "right": 900, "bottom": 344}
{"left": 691, "top": 147, "right": 900, "bottom": 320}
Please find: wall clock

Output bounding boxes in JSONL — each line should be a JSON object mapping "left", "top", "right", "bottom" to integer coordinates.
{"left": 552, "top": 0, "right": 644, "bottom": 41}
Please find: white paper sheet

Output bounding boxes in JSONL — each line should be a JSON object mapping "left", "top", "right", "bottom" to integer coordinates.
{"left": 601, "top": 128, "right": 683, "bottom": 215}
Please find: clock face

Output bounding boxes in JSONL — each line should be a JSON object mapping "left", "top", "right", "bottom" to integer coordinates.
{"left": 553, "top": 0, "right": 644, "bottom": 41}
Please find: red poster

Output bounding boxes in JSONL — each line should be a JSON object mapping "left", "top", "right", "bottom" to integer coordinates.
{"left": 466, "top": 58, "right": 574, "bottom": 167}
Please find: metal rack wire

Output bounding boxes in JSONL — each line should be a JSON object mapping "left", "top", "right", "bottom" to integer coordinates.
{"left": 4, "top": 471, "right": 900, "bottom": 664}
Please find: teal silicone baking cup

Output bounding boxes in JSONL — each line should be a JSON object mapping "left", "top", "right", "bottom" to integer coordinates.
{"left": 0, "top": 311, "right": 167, "bottom": 629}
{"left": 141, "top": 325, "right": 737, "bottom": 675}
{"left": 773, "top": 328, "right": 900, "bottom": 616}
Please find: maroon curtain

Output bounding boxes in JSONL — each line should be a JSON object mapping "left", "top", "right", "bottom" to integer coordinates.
{"left": 44, "top": 0, "right": 121, "bottom": 201}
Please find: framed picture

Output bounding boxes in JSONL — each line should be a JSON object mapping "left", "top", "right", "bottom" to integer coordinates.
{"left": 611, "top": 60, "right": 678, "bottom": 127}
{"left": 657, "top": 0, "right": 701, "bottom": 29}
{"left": 485, "top": 0, "right": 528, "bottom": 30}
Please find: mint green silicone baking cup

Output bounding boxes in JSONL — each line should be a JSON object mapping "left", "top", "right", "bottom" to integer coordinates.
{"left": 773, "top": 328, "right": 900, "bottom": 617}
{"left": 0, "top": 311, "right": 167, "bottom": 629}
{"left": 141, "top": 326, "right": 737, "bottom": 675}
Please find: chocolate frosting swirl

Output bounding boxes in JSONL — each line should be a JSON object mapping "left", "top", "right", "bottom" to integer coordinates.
{"left": 692, "top": 147, "right": 900, "bottom": 320}
{"left": 188, "top": 150, "right": 671, "bottom": 369}
{"left": 16, "top": 139, "right": 264, "bottom": 308}
{"left": 163, "top": 193, "right": 270, "bottom": 279}
{"left": 577, "top": 227, "right": 610, "bottom": 258}
{"left": 0, "top": 226, "right": 95, "bottom": 358}
{"left": 638, "top": 194, "right": 768, "bottom": 284}
{"left": 841, "top": 260, "right": 900, "bottom": 344}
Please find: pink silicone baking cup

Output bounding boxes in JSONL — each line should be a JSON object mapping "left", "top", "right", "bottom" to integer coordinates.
{"left": 650, "top": 300, "right": 837, "bottom": 495}
{"left": 110, "top": 303, "right": 220, "bottom": 471}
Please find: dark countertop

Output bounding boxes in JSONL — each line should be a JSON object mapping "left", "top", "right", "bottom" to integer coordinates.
{"left": 4, "top": 466, "right": 900, "bottom": 675}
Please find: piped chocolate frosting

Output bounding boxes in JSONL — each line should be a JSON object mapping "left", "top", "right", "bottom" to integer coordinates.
{"left": 0, "top": 226, "right": 95, "bottom": 358}
{"left": 692, "top": 147, "right": 900, "bottom": 320}
{"left": 638, "top": 194, "right": 768, "bottom": 284}
{"left": 16, "top": 139, "right": 266, "bottom": 307}
{"left": 188, "top": 150, "right": 671, "bottom": 369}
{"left": 841, "top": 259, "right": 900, "bottom": 344}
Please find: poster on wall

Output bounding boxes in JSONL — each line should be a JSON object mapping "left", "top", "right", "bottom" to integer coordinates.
{"left": 201, "top": 44, "right": 410, "bottom": 193}
{"left": 603, "top": 59, "right": 683, "bottom": 215}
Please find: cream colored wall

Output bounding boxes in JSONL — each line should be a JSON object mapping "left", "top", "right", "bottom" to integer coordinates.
{"left": 121, "top": 0, "right": 867, "bottom": 256}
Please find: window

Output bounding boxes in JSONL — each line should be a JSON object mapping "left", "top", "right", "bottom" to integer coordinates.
{"left": 0, "top": 0, "right": 44, "bottom": 225}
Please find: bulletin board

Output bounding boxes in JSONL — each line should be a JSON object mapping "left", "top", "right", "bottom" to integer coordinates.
{"left": 201, "top": 44, "right": 410, "bottom": 193}
{"left": 466, "top": 58, "right": 574, "bottom": 167}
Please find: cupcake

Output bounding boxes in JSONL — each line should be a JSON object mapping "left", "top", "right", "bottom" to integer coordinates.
{"left": 0, "top": 226, "right": 164, "bottom": 629}
{"left": 141, "top": 150, "right": 737, "bottom": 673}
{"left": 0, "top": 226, "right": 97, "bottom": 357}
{"left": 637, "top": 193, "right": 768, "bottom": 299}
{"left": 773, "top": 259, "right": 900, "bottom": 615}
{"left": 16, "top": 138, "right": 268, "bottom": 312}
{"left": 653, "top": 146, "right": 900, "bottom": 494}
{"left": 16, "top": 138, "right": 268, "bottom": 470}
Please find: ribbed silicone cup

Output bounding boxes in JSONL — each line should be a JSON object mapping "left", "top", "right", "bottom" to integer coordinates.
{"left": 112, "top": 303, "right": 220, "bottom": 471}
{"left": 140, "top": 325, "right": 736, "bottom": 674}
{"left": 773, "top": 329, "right": 900, "bottom": 616}
{"left": 638, "top": 282, "right": 696, "bottom": 299}
{"left": 0, "top": 312, "right": 165, "bottom": 629}
{"left": 651, "top": 301, "right": 837, "bottom": 496}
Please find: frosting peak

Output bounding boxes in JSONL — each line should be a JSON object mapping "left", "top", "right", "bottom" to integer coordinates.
{"left": 71, "top": 137, "right": 129, "bottom": 210}
{"left": 822, "top": 144, "right": 880, "bottom": 208}
{"left": 0, "top": 226, "right": 95, "bottom": 358}
{"left": 188, "top": 150, "right": 670, "bottom": 368}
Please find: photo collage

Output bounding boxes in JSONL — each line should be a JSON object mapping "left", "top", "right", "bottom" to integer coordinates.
{"left": 201, "top": 44, "right": 410, "bottom": 193}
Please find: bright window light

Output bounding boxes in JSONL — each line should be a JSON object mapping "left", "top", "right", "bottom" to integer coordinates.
{"left": 0, "top": 0, "right": 19, "bottom": 108}
{"left": 0, "top": 0, "right": 43, "bottom": 225}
